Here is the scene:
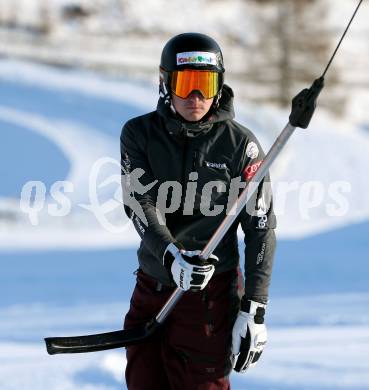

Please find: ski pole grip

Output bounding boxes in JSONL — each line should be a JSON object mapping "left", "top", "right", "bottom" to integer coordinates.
{"left": 289, "top": 77, "right": 324, "bottom": 129}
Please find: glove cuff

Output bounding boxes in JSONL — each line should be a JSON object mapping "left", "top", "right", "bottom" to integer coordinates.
{"left": 163, "top": 242, "right": 183, "bottom": 270}
{"left": 240, "top": 298, "right": 267, "bottom": 324}
{"left": 241, "top": 297, "right": 267, "bottom": 312}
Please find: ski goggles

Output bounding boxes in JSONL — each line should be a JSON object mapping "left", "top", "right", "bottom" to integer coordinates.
{"left": 170, "top": 69, "right": 221, "bottom": 99}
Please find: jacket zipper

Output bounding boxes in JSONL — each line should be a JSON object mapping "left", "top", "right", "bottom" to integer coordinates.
{"left": 192, "top": 150, "right": 198, "bottom": 171}
{"left": 180, "top": 137, "right": 188, "bottom": 209}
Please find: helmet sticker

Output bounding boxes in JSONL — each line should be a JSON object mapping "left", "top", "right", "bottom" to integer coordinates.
{"left": 176, "top": 51, "right": 217, "bottom": 66}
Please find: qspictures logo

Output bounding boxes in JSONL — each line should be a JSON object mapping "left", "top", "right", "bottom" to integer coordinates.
{"left": 19, "top": 157, "right": 352, "bottom": 233}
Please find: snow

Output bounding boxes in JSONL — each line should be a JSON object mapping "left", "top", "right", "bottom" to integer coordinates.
{"left": 0, "top": 59, "right": 157, "bottom": 110}
{"left": 1, "top": 295, "right": 369, "bottom": 389}
{"left": 2, "top": 324, "right": 369, "bottom": 390}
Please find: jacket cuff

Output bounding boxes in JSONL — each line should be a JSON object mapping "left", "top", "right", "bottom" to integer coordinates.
{"left": 162, "top": 242, "right": 184, "bottom": 270}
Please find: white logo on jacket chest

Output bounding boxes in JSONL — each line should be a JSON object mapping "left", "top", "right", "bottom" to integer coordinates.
{"left": 205, "top": 161, "right": 228, "bottom": 170}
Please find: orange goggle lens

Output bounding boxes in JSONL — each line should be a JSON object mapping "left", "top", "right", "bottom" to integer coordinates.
{"left": 171, "top": 70, "right": 220, "bottom": 99}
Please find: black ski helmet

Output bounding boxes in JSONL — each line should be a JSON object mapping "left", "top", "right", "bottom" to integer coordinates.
{"left": 159, "top": 32, "right": 225, "bottom": 103}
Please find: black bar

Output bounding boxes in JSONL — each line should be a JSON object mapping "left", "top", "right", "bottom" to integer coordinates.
{"left": 45, "top": 320, "right": 160, "bottom": 354}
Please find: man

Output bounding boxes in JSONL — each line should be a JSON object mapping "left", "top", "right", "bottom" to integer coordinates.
{"left": 120, "top": 32, "right": 276, "bottom": 390}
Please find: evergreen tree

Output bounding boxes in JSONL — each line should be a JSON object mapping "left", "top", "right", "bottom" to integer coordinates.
{"left": 247, "top": 0, "right": 340, "bottom": 109}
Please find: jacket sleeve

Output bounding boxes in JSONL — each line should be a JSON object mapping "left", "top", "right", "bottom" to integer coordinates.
{"left": 120, "top": 120, "right": 176, "bottom": 262}
{"left": 236, "top": 137, "right": 277, "bottom": 306}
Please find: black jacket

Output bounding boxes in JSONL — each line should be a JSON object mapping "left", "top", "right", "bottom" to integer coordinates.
{"left": 120, "top": 85, "right": 276, "bottom": 303}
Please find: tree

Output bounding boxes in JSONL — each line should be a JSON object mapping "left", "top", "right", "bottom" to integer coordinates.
{"left": 247, "top": 0, "right": 339, "bottom": 109}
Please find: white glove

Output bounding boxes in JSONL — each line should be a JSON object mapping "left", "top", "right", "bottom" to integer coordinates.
{"left": 163, "top": 243, "right": 217, "bottom": 291}
{"left": 232, "top": 300, "right": 267, "bottom": 373}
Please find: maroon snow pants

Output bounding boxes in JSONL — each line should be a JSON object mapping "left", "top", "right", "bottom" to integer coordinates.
{"left": 124, "top": 268, "right": 240, "bottom": 390}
